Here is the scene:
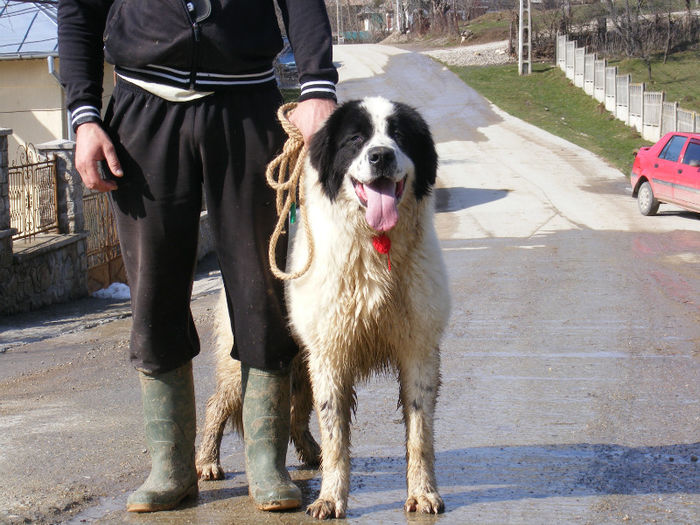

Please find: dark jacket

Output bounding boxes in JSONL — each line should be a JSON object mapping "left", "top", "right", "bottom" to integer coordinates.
{"left": 58, "top": 0, "right": 338, "bottom": 129}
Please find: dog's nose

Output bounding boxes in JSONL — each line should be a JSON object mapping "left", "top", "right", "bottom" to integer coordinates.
{"left": 367, "top": 147, "right": 396, "bottom": 170}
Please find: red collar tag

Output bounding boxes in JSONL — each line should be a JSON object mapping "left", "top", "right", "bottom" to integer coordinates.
{"left": 372, "top": 234, "right": 391, "bottom": 271}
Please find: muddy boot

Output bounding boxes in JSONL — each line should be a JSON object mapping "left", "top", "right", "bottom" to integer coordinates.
{"left": 126, "top": 362, "right": 198, "bottom": 512}
{"left": 241, "top": 365, "right": 302, "bottom": 511}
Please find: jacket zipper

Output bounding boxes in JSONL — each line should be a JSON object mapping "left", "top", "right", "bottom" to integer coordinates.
{"left": 180, "top": 0, "right": 200, "bottom": 89}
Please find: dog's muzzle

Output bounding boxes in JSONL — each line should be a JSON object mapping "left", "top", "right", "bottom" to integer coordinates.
{"left": 368, "top": 146, "right": 397, "bottom": 177}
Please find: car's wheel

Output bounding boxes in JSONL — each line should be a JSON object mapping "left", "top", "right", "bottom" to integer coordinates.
{"left": 637, "top": 181, "right": 660, "bottom": 216}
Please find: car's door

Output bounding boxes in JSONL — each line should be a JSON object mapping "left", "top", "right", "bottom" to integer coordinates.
{"left": 675, "top": 139, "right": 700, "bottom": 211}
{"left": 653, "top": 135, "right": 688, "bottom": 201}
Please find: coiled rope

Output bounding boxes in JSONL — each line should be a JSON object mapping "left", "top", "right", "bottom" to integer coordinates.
{"left": 265, "top": 102, "right": 315, "bottom": 280}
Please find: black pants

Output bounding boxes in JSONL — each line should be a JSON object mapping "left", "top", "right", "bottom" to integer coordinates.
{"left": 104, "top": 78, "right": 297, "bottom": 374}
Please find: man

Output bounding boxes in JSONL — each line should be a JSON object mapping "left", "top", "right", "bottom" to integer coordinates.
{"left": 58, "top": 0, "right": 337, "bottom": 513}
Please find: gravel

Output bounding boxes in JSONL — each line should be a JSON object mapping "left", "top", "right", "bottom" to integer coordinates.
{"left": 421, "top": 39, "right": 514, "bottom": 67}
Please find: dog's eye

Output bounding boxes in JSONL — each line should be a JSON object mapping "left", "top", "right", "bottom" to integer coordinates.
{"left": 348, "top": 135, "right": 364, "bottom": 145}
{"left": 389, "top": 122, "right": 403, "bottom": 142}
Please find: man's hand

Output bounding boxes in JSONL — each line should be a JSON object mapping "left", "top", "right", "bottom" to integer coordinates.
{"left": 288, "top": 98, "right": 337, "bottom": 145}
{"left": 75, "top": 122, "right": 123, "bottom": 192}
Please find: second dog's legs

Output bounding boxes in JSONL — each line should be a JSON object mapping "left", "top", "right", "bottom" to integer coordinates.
{"left": 290, "top": 356, "right": 321, "bottom": 467}
{"left": 196, "top": 376, "right": 242, "bottom": 480}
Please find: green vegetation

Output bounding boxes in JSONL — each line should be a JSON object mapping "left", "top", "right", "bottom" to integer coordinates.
{"left": 567, "top": 0, "right": 692, "bottom": 23}
{"left": 281, "top": 88, "right": 301, "bottom": 103}
{"left": 610, "top": 50, "right": 700, "bottom": 113}
{"left": 459, "top": 12, "right": 511, "bottom": 43}
{"left": 449, "top": 62, "right": 651, "bottom": 173}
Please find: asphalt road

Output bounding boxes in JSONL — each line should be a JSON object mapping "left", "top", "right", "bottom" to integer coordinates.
{"left": 1, "top": 44, "right": 698, "bottom": 525}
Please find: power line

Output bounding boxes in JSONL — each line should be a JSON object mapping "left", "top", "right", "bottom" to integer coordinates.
{"left": 4, "top": 1, "right": 58, "bottom": 5}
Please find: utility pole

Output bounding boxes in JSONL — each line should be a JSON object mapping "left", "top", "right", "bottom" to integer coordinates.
{"left": 518, "top": 0, "right": 532, "bottom": 75}
{"left": 395, "top": 0, "right": 401, "bottom": 32}
{"left": 336, "top": 0, "right": 344, "bottom": 44}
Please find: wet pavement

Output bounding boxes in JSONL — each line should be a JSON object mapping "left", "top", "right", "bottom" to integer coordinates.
{"left": 1, "top": 45, "right": 699, "bottom": 524}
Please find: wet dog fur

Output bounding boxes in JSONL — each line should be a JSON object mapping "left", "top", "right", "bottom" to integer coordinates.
{"left": 196, "top": 97, "right": 450, "bottom": 518}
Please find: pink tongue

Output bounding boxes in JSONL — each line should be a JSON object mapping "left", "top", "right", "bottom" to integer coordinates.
{"left": 365, "top": 178, "right": 398, "bottom": 232}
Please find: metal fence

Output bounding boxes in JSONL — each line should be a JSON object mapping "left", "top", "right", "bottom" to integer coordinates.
{"left": 677, "top": 108, "right": 696, "bottom": 132}
{"left": 8, "top": 144, "right": 59, "bottom": 240}
{"left": 556, "top": 35, "right": 567, "bottom": 70}
{"left": 556, "top": 33, "right": 698, "bottom": 141}
{"left": 615, "top": 74, "right": 630, "bottom": 123}
{"left": 629, "top": 83, "right": 644, "bottom": 132}
{"left": 643, "top": 92, "right": 664, "bottom": 141}
{"left": 574, "top": 48, "right": 585, "bottom": 88}
{"left": 661, "top": 101, "right": 679, "bottom": 135}
{"left": 565, "top": 41, "right": 575, "bottom": 80}
{"left": 604, "top": 66, "right": 617, "bottom": 112}
{"left": 643, "top": 92, "right": 663, "bottom": 126}
{"left": 583, "top": 53, "right": 595, "bottom": 96}
{"left": 83, "top": 190, "right": 121, "bottom": 270}
{"left": 593, "top": 59, "right": 606, "bottom": 102}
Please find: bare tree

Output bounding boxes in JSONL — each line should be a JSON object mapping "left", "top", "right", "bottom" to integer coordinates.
{"left": 430, "top": 0, "right": 458, "bottom": 35}
{"left": 663, "top": 0, "right": 673, "bottom": 63}
{"left": 602, "top": 0, "right": 662, "bottom": 79}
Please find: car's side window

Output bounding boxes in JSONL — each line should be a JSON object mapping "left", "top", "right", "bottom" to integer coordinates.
{"left": 658, "top": 135, "right": 687, "bottom": 162}
{"left": 681, "top": 142, "right": 700, "bottom": 166}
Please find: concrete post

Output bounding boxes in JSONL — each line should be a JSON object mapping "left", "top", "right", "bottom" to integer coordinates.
{"left": 0, "top": 128, "right": 11, "bottom": 231}
{"left": 672, "top": 101, "right": 678, "bottom": 132}
{"left": 640, "top": 82, "right": 645, "bottom": 135}
{"left": 0, "top": 128, "right": 13, "bottom": 268}
{"left": 36, "top": 139, "right": 84, "bottom": 234}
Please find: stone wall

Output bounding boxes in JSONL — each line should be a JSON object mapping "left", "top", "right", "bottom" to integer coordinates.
{"left": 0, "top": 130, "right": 88, "bottom": 316}
{"left": 1, "top": 234, "right": 88, "bottom": 315}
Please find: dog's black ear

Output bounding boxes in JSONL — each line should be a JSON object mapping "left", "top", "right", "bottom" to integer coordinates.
{"left": 309, "top": 101, "right": 364, "bottom": 201}
{"left": 308, "top": 106, "right": 342, "bottom": 200}
{"left": 389, "top": 103, "right": 438, "bottom": 201}
{"left": 308, "top": 112, "right": 335, "bottom": 180}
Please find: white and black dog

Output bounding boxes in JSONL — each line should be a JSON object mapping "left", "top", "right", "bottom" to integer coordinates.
{"left": 197, "top": 97, "right": 451, "bottom": 519}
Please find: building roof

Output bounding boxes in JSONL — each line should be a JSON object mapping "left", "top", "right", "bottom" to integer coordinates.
{"left": 0, "top": 0, "right": 58, "bottom": 59}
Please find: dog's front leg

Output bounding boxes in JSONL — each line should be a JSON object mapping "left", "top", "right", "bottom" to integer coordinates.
{"left": 306, "top": 360, "right": 353, "bottom": 519}
{"left": 399, "top": 350, "right": 444, "bottom": 514}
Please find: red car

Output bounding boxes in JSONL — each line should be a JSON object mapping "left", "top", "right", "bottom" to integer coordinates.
{"left": 630, "top": 132, "right": 700, "bottom": 215}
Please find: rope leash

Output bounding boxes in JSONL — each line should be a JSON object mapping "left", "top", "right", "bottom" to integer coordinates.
{"left": 265, "top": 102, "right": 315, "bottom": 280}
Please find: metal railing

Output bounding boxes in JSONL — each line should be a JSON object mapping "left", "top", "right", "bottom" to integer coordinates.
{"left": 8, "top": 144, "right": 59, "bottom": 240}
{"left": 661, "top": 101, "right": 679, "bottom": 135}
{"left": 83, "top": 190, "right": 121, "bottom": 270}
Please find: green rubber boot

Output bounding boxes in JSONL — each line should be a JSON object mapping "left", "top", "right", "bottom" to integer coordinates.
{"left": 126, "top": 362, "right": 198, "bottom": 512}
{"left": 242, "top": 365, "right": 302, "bottom": 511}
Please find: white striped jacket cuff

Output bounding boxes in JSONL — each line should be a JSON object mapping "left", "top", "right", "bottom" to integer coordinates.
{"left": 70, "top": 105, "right": 102, "bottom": 131}
{"left": 299, "top": 80, "right": 336, "bottom": 101}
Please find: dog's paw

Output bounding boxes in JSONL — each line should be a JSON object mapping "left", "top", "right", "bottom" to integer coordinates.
{"left": 405, "top": 493, "right": 445, "bottom": 514}
{"left": 306, "top": 498, "right": 345, "bottom": 519}
{"left": 196, "top": 462, "right": 225, "bottom": 481}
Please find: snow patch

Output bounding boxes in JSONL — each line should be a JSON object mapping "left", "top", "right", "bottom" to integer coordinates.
{"left": 92, "top": 282, "right": 131, "bottom": 300}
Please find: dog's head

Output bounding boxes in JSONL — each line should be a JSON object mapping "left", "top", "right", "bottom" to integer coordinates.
{"left": 308, "top": 97, "right": 437, "bottom": 232}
